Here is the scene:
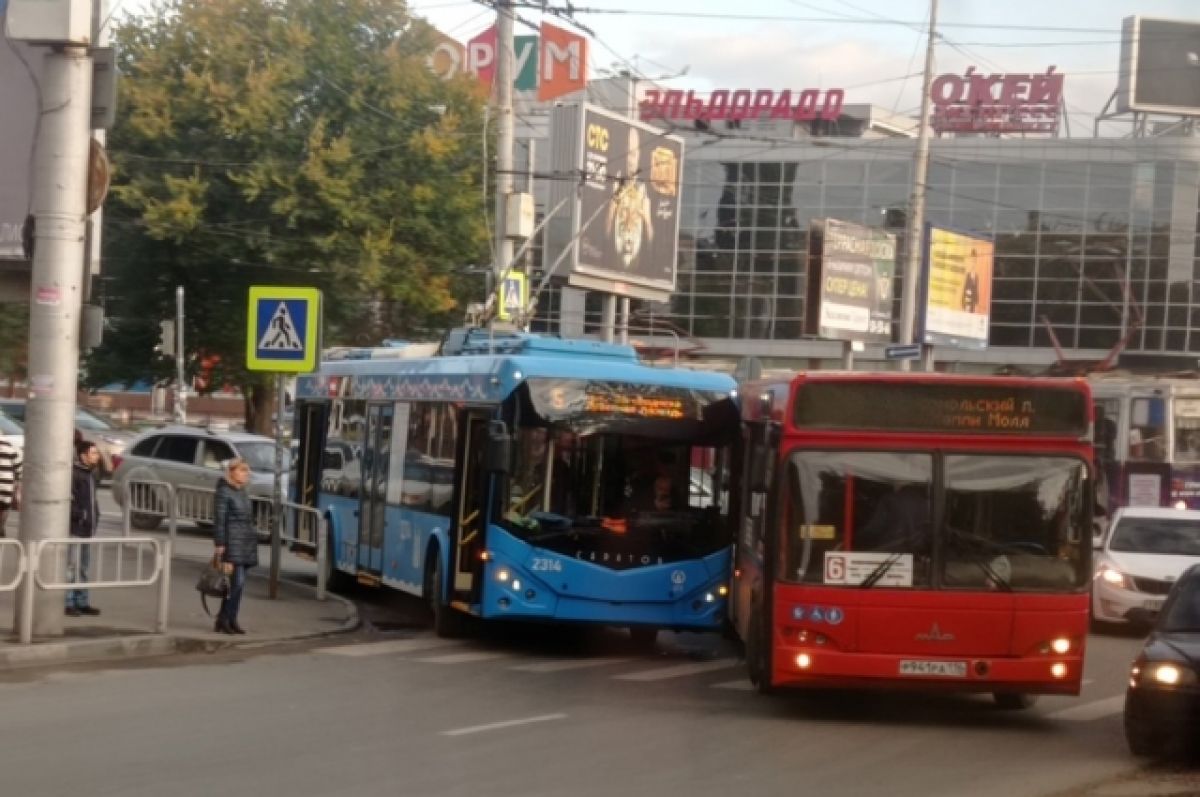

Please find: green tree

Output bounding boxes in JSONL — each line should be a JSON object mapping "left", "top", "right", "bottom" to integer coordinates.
{"left": 91, "top": 0, "right": 490, "bottom": 431}
{"left": 0, "top": 302, "right": 29, "bottom": 397}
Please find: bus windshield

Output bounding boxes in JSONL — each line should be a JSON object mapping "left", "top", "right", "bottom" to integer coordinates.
{"left": 502, "top": 425, "right": 729, "bottom": 566}
{"left": 779, "top": 450, "right": 1088, "bottom": 592}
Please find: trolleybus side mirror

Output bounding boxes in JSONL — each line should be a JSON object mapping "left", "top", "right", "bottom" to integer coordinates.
{"left": 486, "top": 421, "right": 512, "bottom": 474}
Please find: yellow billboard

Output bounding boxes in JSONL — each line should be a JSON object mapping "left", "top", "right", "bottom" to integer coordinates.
{"left": 921, "top": 227, "right": 994, "bottom": 349}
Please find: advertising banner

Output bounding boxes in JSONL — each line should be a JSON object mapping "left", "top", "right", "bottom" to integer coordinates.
{"left": 804, "top": 219, "right": 896, "bottom": 343}
{"left": 920, "top": 226, "right": 994, "bottom": 350}
{"left": 1117, "top": 17, "right": 1200, "bottom": 116}
{"left": 545, "top": 103, "right": 684, "bottom": 301}
{"left": 930, "top": 67, "right": 1063, "bottom": 135}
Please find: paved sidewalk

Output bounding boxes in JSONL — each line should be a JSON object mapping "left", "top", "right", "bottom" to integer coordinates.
{"left": 0, "top": 507, "right": 358, "bottom": 671}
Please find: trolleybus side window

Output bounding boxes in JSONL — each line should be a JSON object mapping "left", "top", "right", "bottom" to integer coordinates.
{"left": 1130, "top": 397, "right": 1166, "bottom": 462}
{"left": 1173, "top": 397, "right": 1200, "bottom": 462}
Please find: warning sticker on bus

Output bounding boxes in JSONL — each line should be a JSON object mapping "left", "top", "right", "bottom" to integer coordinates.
{"left": 823, "top": 552, "right": 914, "bottom": 587}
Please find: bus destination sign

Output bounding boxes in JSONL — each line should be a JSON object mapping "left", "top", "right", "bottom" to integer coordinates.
{"left": 528, "top": 379, "right": 713, "bottom": 423}
{"left": 793, "top": 381, "right": 1089, "bottom": 436}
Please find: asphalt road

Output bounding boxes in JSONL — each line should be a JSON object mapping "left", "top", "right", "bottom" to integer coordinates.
{"left": 11, "top": 488, "right": 1159, "bottom": 796}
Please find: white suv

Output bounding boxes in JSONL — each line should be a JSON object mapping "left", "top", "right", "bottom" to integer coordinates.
{"left": 112, "top": 426, "right": 284, "bottom": 531}
{"left": 1093, "top": 506, "right": 1200, "bottom": 626}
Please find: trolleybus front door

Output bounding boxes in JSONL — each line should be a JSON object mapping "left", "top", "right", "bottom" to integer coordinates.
{"left": 357, "top": 403, "right": 394, "bottom": 579}
{"left": 451, "top": 412, "right": 490, "bottom": 605}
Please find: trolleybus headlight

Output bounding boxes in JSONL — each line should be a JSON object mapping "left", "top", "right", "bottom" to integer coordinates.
{"left": 495, "top": 568, "right": 511, "bottom": 582}
{"left": 1051, "top": 663, "right": 1068, "bottom": 679}
{"left": 717, "top": 584, "right": 729, "bottom": 597}
{"left": 512, "top": 579, "right": 522, "bottom": 591}
{"left": 1050, "top": 637, "right": 1071, "bottom": 655}
{"left": 796, "top": 653, "right": 812, "bottom": 669}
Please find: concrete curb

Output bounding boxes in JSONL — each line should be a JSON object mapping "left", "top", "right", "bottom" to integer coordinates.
{"left": 0, "top": 559, "right": 360, "bottom": 672}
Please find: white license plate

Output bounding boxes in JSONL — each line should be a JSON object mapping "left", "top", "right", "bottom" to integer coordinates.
{"left": 1144, "top": 598, "right": 1165, "bottom": 612}
{"left": 899, "top": 660, "right": 968, "bottom": 678}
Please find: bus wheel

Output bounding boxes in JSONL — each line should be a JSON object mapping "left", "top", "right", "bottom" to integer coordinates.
{"left": 428, "top": 549, "right": 466, "bottom": 639}
{"left": 321, "top": 526, "right": 352, "bottom": 594}
{"left": 993, "top": 692, "right": 1038, "bottom": 710}
{"left": 746, "top": 617, "right": 774, "bottom": 695}
{"left": 629, "top": 627, "right": 658, "bottom": 652}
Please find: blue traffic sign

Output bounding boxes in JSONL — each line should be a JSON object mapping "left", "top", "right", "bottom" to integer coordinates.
{"left": 884, "top": 343, "right": 922, "bottom": 361}
{"left": 246, "top": 286, "right": 322, "bottom": 372}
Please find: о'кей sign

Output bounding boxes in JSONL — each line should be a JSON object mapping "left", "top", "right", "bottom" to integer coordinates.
{"left": 246, "top": 286, "right": 322, "bottom": 372}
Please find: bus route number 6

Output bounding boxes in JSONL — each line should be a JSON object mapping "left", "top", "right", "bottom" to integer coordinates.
{"left": 825, "top": 555, "right": 846, "bottom": 582}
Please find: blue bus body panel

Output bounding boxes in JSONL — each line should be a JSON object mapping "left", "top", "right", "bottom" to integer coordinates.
{"left": 479, "top": 525, "right": 730, "bottom": 629}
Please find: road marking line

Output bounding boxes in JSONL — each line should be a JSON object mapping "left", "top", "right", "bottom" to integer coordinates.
{"left": 613, "top": 659, "right": 739, "bottom": 682}
{"left": 416, "top": 651, "right": 511, "bottom": 664}
{"left": 510, "top": 658, "right": 631, "bottom": 673}
{"left": 711, "top": 679, "right": 754, "bottom": 691}
{"left": 441, "top": 714, "right": 568, "bottom": 737}
{"left": 320, "top": 638, "right": 462, "bottom": 657}
{"left": 1046, "top": 695, "right": 1125, "bottom": 722}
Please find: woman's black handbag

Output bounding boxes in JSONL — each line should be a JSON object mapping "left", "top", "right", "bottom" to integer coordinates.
{"left": 196, "top": 557, "right": 230, "bottom": 616}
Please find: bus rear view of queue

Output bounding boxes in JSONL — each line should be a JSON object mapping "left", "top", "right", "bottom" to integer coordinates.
{"left": 731, "top": 373, "right": 1094, "bottom": 708}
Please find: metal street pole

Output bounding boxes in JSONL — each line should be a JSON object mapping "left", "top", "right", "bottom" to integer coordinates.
{"left": 175, "top": 285, "right": 186, "bottom": 423}
{"left": 269, "top": 374, "right": 284, "bottom": 600}
{"left": 493, "top": 0, "right": 516, "bottom": 316}
{"left": 899, "top": 0, "right": 938, "bottom": 372}
{"left": 15, "top": 45, "right": 94, "bottom": 641}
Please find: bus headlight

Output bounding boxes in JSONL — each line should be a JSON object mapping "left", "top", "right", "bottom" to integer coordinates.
{"left": 1050, "top": 637, "right": 1071, "bottom": 655}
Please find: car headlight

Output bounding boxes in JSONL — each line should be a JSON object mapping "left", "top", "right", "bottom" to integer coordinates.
{"left": 1097, "top": 565, "right": 1130, "bottom": 590}
{"left": 1132, "top": 661, "right": 1199, "bottom": 688}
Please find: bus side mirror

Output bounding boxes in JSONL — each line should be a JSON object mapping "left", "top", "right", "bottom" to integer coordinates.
{"left": 486, "top": 421, "right": 512, "bottom": 474}
{"left": 748, "top": 422, "right": 780, "bottom": 493}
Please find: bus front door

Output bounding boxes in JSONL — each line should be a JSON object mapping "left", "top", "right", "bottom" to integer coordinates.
{"left": 357, "top": 403, "right": 394, "bottom": 580}
{"left": 450, "top": 412, "right": 490, "bottom": 606}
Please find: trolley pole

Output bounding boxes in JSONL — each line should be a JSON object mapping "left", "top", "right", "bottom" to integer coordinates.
{"left": 16, "top": 45, "right": 94, "bottom": 640}
{"left": 493, "top": 0, "right": 516, "bottom": 311}
{"left": 899, "top": 0, "right": 938, "bottom": 372}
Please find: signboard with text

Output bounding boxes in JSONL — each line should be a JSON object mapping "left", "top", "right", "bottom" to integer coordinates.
{"left": 919, "top": 226, "right": 994, "bottom": 350}
{"left": 640, "top": 88, "right": 845, "bottom": 123}
{"left": 428, "top": 21, "right": 587, "bottom": 101}
{"left": 930, "top": 67, "right": 1063, "bottom": 134}
{"left": 544, "top": 103, "right": 683, "bottom": 301}
{"left": 804, "top": 219, "right": 896, "bottom": 343}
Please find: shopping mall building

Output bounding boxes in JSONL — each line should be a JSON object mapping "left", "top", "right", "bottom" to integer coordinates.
{"left": 516, "top": 77, "right": 1200, "bottom": 373}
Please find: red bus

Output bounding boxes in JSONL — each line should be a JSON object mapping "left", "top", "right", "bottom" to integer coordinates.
{"left": 731, "top": 374, "right": 1094, "bottom": 709}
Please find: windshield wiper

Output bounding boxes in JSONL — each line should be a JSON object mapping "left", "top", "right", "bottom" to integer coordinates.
{"left": 859, "top": 553, "right": 903, "bottom": 589}
{"left": 968, "top": 556, "right": 1013, "bottom": 593}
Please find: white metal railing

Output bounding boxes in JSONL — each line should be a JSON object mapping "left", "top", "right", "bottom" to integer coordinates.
{"left": 123, "top": 479, "right": 177, "bottom": 539}
{"left": 19, "top": 536, "right": 170, "bottom": 643}
{"left": 122, "top": 479, "right": 326, "bottom": 602}
{"left": 0, "top": 538, "right": 26, "bottom": 593}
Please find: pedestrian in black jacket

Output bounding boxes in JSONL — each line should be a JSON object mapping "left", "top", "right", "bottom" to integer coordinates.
{"left": 213, "top": 458, "right": 257, "bottom": 634}
{"left": 65, "top": 440, "right": 101, "bottom": 617}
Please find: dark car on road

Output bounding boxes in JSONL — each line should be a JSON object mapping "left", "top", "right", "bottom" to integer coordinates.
{"left": 1124, "top": 564, "right": 1200, "bottom": 759}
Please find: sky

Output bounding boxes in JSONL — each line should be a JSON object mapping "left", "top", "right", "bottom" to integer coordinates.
{"left": 408, "top": 0, "right": 1200, "bottom": 133}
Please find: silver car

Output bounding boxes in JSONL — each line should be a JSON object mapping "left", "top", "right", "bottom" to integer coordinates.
{"left": 0, "top": 400, "right": 133, "bottom": 478}
{"left": 112, "top": 426, "right": 285, "bottom": 532}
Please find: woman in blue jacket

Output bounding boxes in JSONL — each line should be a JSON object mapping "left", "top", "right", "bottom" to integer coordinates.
{"left": 213, "top": 458, "right": 257, "bottom": 634}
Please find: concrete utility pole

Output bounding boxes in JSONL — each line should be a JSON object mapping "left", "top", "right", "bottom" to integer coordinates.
{"left": 899, "top": 0, "right": 938, "bottom": 372}
{"left": 17, "top": 45, "right": 94, "bottom": 640}
{"left": 493, "top": 0, "right": 516, "bottom": 316}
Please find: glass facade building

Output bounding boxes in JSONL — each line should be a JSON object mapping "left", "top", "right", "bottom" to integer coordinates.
{"left": 656, "top": 136, "right": 1200, "bottom": 366}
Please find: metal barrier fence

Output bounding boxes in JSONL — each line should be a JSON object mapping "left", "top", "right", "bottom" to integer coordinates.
{"left": 17, "top": 536, "right": 170, "bottom": 644}
{"left": 0, "top": 538, "right": 26, "bottom": 593}
{"left": 122, "top": 479, "right": 326, "bottom": 601}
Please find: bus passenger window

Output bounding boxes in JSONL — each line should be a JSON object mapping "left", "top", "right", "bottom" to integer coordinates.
{"left": 1130, "top": 397, "right": 1166, "bottom": 462}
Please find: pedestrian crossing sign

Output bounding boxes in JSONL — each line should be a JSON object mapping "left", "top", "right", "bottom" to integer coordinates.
{"left": 246, "top": 286, "right": 322, "bottom": 372}
{"left": 496, "top": 271, "right": 527, "bottom": 322}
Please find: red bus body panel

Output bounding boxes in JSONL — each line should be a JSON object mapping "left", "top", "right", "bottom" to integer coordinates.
{"left": 742, "top": 372, "right": 1093, "bottom": 697}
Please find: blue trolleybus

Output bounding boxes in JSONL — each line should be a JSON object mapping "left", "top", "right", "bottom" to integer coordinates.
{"left": 291, "top": 330, "right": 740, "bottom": 641}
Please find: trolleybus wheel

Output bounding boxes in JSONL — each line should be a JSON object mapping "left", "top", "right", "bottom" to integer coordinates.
{"left": 993, "top": 692, "right": 1038, "bottom": 710}
{"left": 321, "top": 525, "right": 353, "bottom": 594}
{"left": 428, "top": 548, "right": 467, "bottom": 638}
{"left": 629, "top": 626, "right": 658, "bottom": 652}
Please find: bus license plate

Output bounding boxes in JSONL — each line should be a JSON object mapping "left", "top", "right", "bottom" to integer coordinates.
{"left": 1144, "top": 598, "right": 1165, "bottom": 612}
{"left": 899, "top": 660, "right": 968, "bottom": 678}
